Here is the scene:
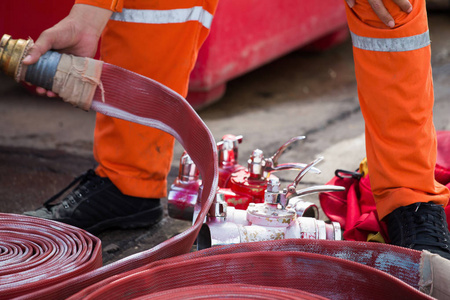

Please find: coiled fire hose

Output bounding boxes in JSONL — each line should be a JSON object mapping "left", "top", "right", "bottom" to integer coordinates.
{"left": 67, "top": 239, "right": 432, "bottom": 300}
{"left": 0, "top": 213, "right": 102, "bottom": 299}
{"left": 0, "top": 35, "right": 448, "bottom": 299}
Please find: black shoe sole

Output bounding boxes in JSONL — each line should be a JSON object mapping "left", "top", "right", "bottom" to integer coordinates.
{"left": 84, "top": 205, "right": 164, "bottom": 235}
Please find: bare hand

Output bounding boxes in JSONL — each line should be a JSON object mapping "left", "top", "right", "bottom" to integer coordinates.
{"left": 346, "top": 0, "right": 412, "bottom": 28}
{"left": 22, "top": 4, "right": 112, "bottom": 97}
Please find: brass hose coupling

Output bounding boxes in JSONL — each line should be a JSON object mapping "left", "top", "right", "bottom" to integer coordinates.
{"left": 0, "top": 34, "right": 103, "bottom": 111}
{"left": 0, "top": 34, "right": 32, "bottom": 81}
{"left": 0, "top": 34, "right": 68, "bottom": 91}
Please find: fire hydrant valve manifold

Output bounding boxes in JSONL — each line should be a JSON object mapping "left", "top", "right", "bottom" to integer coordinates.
{"left": 197, "top": 161, "right": 344, "bottom": 250}
{"left": 167, "top": 134, "right": 345, "bottom": 249}
{"left": 168, "top": 135, "right": 321, "bottom": 219}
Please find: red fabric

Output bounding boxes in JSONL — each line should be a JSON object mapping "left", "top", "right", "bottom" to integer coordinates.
{"left": 436, "top": 131, "right": 450, "bottom": 184}
{"left": 320, "top": 131, "right": 450, "bottom": 242}
{"left": 437, "top": 131, "right": 450, "bottom": 230}
{"left": 319, "top": 173, "right": 389, "bottom": 242}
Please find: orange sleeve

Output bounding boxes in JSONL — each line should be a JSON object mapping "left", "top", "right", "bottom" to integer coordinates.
{"left": 74, "top": 0, "right": 123, "bottom": 12}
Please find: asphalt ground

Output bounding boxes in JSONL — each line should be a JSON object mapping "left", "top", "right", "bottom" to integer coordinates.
{"left": 1, "top": 12, "right": 450, "bottom": 265}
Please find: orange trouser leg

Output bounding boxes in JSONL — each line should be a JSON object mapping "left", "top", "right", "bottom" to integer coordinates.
{"left": 345, "top": 0, "right": 449, "bottom": 219}
{"left": 93, "top": 1, "right": 217, "bottom": 198}
{"left": 94, "top": 116, "right": 175, "bottom": 199}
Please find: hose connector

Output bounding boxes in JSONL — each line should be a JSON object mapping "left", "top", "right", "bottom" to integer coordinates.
{"left": 0, "top": 34, "right": 104, "bottom": 111}
{"left": 0, "top": 34, "right": 32, "bottom": 81}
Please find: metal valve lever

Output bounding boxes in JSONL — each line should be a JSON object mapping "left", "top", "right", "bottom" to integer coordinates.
{"left": 264, "top": 157, "right": 333, "bottom": 208}
{"left": 265, "top": 136, "right": 320, "bottom": 174}
{"left": 248, "top": 136, "right": 321, "bottom": 179}
{"left": 264, "top": 162, "right": 321, "bottom": 173}
{"left": 292, "top": 185, "right": 346, "bottom": 198}
{"left": 264, "top": 136, "right": 306, "bottom": 171}
{"left": 285, "top": 156, "right": 324, "bottom": 201}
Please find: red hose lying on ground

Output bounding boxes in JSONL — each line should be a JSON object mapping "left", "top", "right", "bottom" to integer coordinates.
{"left": 0, "top": 213, "right": 102, "bottom": 299}
{"left": 70, "top": 240, "right": 433, "bottom": 300}
{"left": 134, "top": 284, "right": 329, "bottom": 300}
{"left": 67, "top": 239, "right": 431, "bottom": 300}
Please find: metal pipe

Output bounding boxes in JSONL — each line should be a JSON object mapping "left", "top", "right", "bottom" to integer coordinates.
{"left": 198, "top": 214, "right": 342, "bottom": 250}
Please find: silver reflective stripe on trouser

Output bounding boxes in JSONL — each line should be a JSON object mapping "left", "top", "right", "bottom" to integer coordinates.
{"left": 111, "top": 7, "right": 213, "bottom": 29}
{"left": 350, "top": 30, "right": 430, "bottom": 52}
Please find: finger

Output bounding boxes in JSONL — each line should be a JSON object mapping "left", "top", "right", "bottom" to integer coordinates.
{"left": 22, "top": 30, "right": 55, "bottom": 65}
{"left": 46, "top": 91, "right": 57, "bottom": 98}
{"left": 35, "top": 87, "right": 57, "bottom": 98}
{"left": 22, "top": 46, "right": 43, "bottom": 65}
{"left": 346, "top": 0, "right": 356, "bottom": 8}
{"left": 35, "top": 87, "right": 48, "bottom": 95}
{"left": 393, "top": 0, "right": 413, "bottom": 13}
{"left": 368, "top": 0, "right": 395, "bottom": 28}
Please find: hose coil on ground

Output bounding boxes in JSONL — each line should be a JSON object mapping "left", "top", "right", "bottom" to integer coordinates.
{"left": 68, "top": 239, "right": 431, "bottom": 300}
{"left": 0, "top": 213, "right": 102, "bottom": 299}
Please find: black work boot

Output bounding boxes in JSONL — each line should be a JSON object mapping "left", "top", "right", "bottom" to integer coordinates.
{"left": 24, "top": 169, "right": 163, "bottom": 235}
{"left": 387, "top": 202, "right": 450, "bottom": 260}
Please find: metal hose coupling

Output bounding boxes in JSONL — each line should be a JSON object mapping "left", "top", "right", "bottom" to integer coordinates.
{"left": 0, "top": 34, "right": 32, "bottom": 81}
{"left": 0, "top": 34, "right": 103, "bottom": 111}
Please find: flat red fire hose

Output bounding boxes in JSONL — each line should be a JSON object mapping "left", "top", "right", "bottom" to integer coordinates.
{"left": 0, "top": 63, "right": 435, "bottom": 299}
{"left": 75, "top": 252, "right": 426, "bottom": 300}
{"left": 0, "top": 213, "right": 102, "bottom": 299}
{"left": 66, "top": 239, "right": 431, "bottom": 300}
{"left": 132, "top": 284, "right": 329, "bottom": 300}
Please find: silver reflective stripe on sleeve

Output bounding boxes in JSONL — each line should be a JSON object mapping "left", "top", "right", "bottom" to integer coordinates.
{"left": 111, "top": 7, "right": 213, "bottom": 29}
{"left": 350, "top": 30, "right": 430, "bottom": 52}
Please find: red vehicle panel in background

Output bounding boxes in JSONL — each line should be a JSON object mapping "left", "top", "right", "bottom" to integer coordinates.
{"left": 0, "top": 0, "right": 348, "bottom": 109}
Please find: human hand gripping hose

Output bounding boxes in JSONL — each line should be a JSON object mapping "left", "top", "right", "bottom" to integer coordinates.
{"left": 1, "top": 34, "right": 449, "bottom": 299}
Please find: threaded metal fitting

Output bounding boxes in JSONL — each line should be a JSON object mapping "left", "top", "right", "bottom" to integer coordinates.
{"left": 0, "top": 34, "right": 61, "bottom": 89}
{"left": 0, "top": 34, "right": 31, "bottom": 80}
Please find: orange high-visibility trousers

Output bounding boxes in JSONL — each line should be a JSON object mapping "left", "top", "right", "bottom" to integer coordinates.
{"left": 345, "top": 0, "right": 450, "bottom": 219}
{"left": 75, "top": 0, "right": 218, "bottom": 198}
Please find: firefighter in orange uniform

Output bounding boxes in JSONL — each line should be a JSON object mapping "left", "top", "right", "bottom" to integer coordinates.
{"left": 23, "top": 0, "right": 219, "bottom": 234}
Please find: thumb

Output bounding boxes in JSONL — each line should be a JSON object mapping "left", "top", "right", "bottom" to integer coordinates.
{"left": 22, "top": 46, "right": 43, "bottom": 65}
{"left": 22, "top": 32, "right": 55, "bottom": 65}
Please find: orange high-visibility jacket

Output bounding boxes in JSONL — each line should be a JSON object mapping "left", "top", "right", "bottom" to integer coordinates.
{"left": 345, "top": 0, "right": 449, "bottom": 219}
{"left": 74, "top": 0, "right": 218, "bottom": 198}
